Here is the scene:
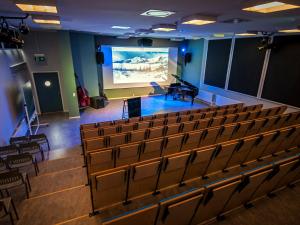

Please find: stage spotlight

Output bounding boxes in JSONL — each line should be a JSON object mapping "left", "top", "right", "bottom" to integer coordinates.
{"left": 19, "top": 20, "right": 29, "bottom": 35}
{"left": 181, "top": 48, "right": 186, "bottom": 53}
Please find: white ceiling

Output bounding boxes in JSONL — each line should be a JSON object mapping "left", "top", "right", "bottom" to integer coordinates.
{"left": 1, "top": 0, "right": 300, "bottom": 38}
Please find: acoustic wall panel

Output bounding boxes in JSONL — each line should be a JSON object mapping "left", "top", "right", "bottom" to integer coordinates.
{"left": 204, "top": 39, "right": 232, "bottom": 88}
{"left": 262, "top": 35, "right": 300, "bottom": 108}
{"left": 228, "top": 38, "right": 266, "bottom": 96}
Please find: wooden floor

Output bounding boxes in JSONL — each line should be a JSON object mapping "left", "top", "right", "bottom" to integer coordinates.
{"left": 1, "top": 95, "right": 300, "bottom": 225}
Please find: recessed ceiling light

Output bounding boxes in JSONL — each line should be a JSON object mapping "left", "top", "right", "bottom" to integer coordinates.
{"left": 152, "top": 24, "right": 177, "bottom": 32}
{"left": 141, "top": 9, "right": 175, "bottom": 18}
{"left": 33, "top": 19, "right": 60, "bottom": 25}
{"left": 243, "top": 1, "right": 300, "bottom": 13}
{"left": 213, "top": 34, "right": 225, "bottom": 38}
{"left": 182, "top": 15, "right": 216, "bottom": 26}
{"left": 16, "top": 4, "right": 58, "bottom": 13}
{"left": 236, "top": 33, "right": 257, "bottom": 36}
{"left": 279, "top": 29, "right": 300, "bottom": 33}
{"left": 112, "top": 26, "right": 131, "bottom": 29}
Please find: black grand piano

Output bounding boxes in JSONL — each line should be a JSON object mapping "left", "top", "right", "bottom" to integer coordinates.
{"left": 165, "top": 74, "right": 199, "bottom": 104}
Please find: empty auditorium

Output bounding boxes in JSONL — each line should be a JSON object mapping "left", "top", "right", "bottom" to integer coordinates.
{"left": 1, "top": 1, "right": 300, "bottom": 225}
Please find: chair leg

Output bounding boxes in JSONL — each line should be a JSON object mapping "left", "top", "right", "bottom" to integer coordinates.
{"left": 11, "top": 199, "right": 19, "bottom": 220}
{"left": 24, "top": 183, "right": 29, "bottom": 199}
{"left": 46, "top": 139, "right": 51, "bottom": 151}
{"left": 5, "top": 189, "right": 10, "bottom": 197}
{"left": 9, "top": 212, "right": 15, "bottom": 225}
{"left": 41, "top": 150, "right": 45, "bottom": 161}
{"left": 0, "top": 190, "right": 4, "bottom": 198}
{"left": 26, "top": 174, "right": 32, "bottom": 191}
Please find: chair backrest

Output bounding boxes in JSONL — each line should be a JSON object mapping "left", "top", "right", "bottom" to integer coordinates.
{"left": 191, "top": 176, "right": 242, "bottom": 225}
{"left": 90, "top": 166, "right": 129, "bottom": 210}
{"left": 156, "top": 188, "right": 204, "bottom": 225}
{"left": 88, "top": 149, "right": 114, "bottom": 174}
{"left": 128, "top": 159, "right": 162, "bottom": 200}
{"left": 115, "top": 144, "right": 140, "bottom": 168}
{"left": 157, "top": 153, "right": 191, "bottom": 190}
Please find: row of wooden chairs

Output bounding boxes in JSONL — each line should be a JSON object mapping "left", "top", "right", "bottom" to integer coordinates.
{"left": 84, "top": 110, "right": 300, "bottom": 156}
{"left": 87, "top": 123, "right": 300, "bottom": 174}
{"left": 80, "top": 103, "right": 246, "bottom": 131}
{"left": 82, "top": 104, "right": 274, "bottom": 140}
{"left": 88, "top": 124, "right": 300, "bottom": 211}
{"left": 101, "top": 151, "right": 300, "bottom": 225}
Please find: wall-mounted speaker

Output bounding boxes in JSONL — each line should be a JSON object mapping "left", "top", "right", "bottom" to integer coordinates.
{"left": 137, "top": 38, "right": 153, "bottom": 47}
{"left": 96, "top": 51, "right": 104, "bottom": 64}
{"left": 185, "top": 53, "right": 192, "bottom": 65}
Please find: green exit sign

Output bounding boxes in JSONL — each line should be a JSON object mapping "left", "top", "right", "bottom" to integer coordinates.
{"left": 34, "top": 54, "right": 46, "bottom": 62}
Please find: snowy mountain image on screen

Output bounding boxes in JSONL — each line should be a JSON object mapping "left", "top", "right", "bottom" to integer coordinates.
{"left": 112, "top": 48, "right": 169, "bottom": 84}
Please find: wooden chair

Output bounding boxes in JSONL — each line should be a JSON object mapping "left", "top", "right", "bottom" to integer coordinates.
{"left": 0, "top": 197, "right": 19, "bottom": 225}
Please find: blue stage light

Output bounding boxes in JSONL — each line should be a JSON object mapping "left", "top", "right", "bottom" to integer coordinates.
{"left": 181, "top": 48, "right": 186, "bottom": 53}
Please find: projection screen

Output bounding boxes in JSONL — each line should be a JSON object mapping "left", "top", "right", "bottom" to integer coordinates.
{"left": 102, "top": 46, "right": 178, "bottom": 89}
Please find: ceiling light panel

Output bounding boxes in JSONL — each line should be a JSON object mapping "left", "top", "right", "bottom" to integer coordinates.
{"left": 152, "top": 24, "right": 177, "bottom": 32}
{"left": 182, "top": 15, "right": 216, "bottom": 26}
{"left": 279, "top": 29, "right": 300, "bottom": 33}
{"left": 243, "top": 1, "right": 300, "bottom": 13}
{"left": 33, "top": 19, "right": 60, "bottom": 24}
{"left": 236, "top": 33, "right": 257, "bottom": 36}
{"left": 111, "top": 26, "right": 131, "bottom": 29}
{"left": 141, "top": 9, "right": 175, "bottom": 17}
{"left": 16, "top": 4, "right": 58, "bottom": 13}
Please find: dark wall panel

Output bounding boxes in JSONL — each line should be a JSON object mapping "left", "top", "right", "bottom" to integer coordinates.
{"left": 228, "top": 38, "right": 266, "bottom": 96}
{"left": 262, "top": 35, "right": 300, "bottom": 107}
{"left": 204, "top": 39, "right": 232, "bottom": 88}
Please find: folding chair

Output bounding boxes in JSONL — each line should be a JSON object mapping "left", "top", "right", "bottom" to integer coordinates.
{"left": 157, "top": 153, "right": 190, "bottom": 190}
{"left": 164, "top": 124, "right": 181, "bottom": 136}
{"left": 245, "top": 119, "right": 266, "bottom": 136}
{"left": 120, "top": 123, "right": 136, "bottom": 133}
{"left": 0, "top": 146, "right": 19, "bottom": 159}
{"left": 191, "top": 113, "right": 204, "bottom": 121}
{"left": 128, "top": 159, "right": 162, "bottom": 200}
{"left": 183, "top": 148, "right": 214, "bottom": 182}
{"left": 108, "top": 133, "right": 127, "bottom": 147}
{"left": 166, "top": 116, "right": 179, "bottom": 125}
{"left": 101, "top": 126, "right": 118, "bottom": 136}
{"left": 197, "top": 118, "right": 211, "bottom": 130}
{"left": 162, "top": 135, "right": 184, "bottom": 156}
{"left": 19, "top": 142, "right": 44, "bottom": 161}
{"left": 199, "top": 127, "right": 220, "bottom": 147}
{"left": 225, "top": 137, "right": 257, "bottom": 168}
{"left": 82, "top": 129, "right": 100, "bottom": 139}
{"left": 147, "top": 127, "right": 165, "bottom": 140}
{"left": 230, "top": 122, "right": 251, "bottom": 140}
{"left": 277, "top": 126, "right": 300, "bottom": 152}
{"left": 181, "top": 121, "right": 197, "bottom": 133}
{"left": 129, "top": 130, "right": 148, "bottom": 143}
{"left": 102, "top": 204, "right": 159, "bottom": 225}
{"left": 181, "top": 131, "right": 203, "bottom": 151}
{"left": 250, "top": 158, "right": 298, "bottom": 201}
{"left": 234, "top": 112, "right": 250, "bottom": 123}
{"left": 84, "top": 138, "right": 106, "bottom": 152}
{"left": 273, "top": 156, "right": 300, "bottom": 189}
{"left": 137, "top": 121, "right": 151, "bottom": 130}
{"left": 222, "top": 166, "right": 273, "bottom": 213}
{"left": 91, "top": 166, "right": 128, "bottom": 210}
{"left": 190, "top": 176, "right": 241, "bottom": 225}
{"left": 152, "top": 119, "right": 166, "bottom": 128}
{"left": 6, "top": 153, "right": 39, "bottom": 176}
{"left": 156, "top": 189, "right": 204, "bottom": 225}
{"left": 258, "top": 117, "right": 278, "bottom": 133}
{"left": 115, "top": 144, "right": 140, "bottom": 167}
{"left": 179, "top": 115, "right": 191, "bottom": 123}
{"left": 243, "top": 133, "right": 274, "bottom": 161}
{"left": 0, "top": 197, "right": 19, "bottom": 225}
{"left": 223, "top": 114, "right": 238, "bottom": 125}
{"left": 209, "top": 116, "right": 226, "bottom": 128}
{"left": 139, "top": 139, "right": 164, "bottom": 161}
{"left": 29, "top": 134, "right": 50, "bottom": 151}
{"left": 205, "top": 143, "right": 237, "bottom": 175}
{"left": 88, "top": 149, "right": 114, "bottom": 173}
{"left": 216, "top": 124, "right": 236, "bottom": 143}
{"left": 128, "top": 117, "right": 141, "bottom": 124}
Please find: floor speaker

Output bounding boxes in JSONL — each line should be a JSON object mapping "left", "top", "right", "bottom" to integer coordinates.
{"left": 90, "top": 96, "right": 106, "bottom": 109}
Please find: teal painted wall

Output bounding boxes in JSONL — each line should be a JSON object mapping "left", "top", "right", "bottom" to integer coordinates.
{"left": 182, "top": 39, "right": 205, "bottom": 88}
{"left": 70, "top": 32, "right": 99, "bottom": 97}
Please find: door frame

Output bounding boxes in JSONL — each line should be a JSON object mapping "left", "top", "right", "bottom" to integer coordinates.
{"left": 32, "top": 71, "right": 66, "bottom": 114}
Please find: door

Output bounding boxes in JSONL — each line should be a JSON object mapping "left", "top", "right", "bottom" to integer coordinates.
{"left": 34, "top": 72, "right": 63, "bottom": 113}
